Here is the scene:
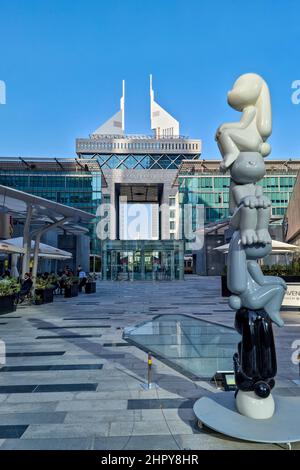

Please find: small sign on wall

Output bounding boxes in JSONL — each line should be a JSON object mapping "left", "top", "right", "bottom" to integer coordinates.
{"left": 282, "top": 283, "right": 300, "bottom": 307}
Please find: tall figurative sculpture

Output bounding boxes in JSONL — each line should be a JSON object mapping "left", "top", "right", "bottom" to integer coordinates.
{"left": 193, "top": 74, "right": 300, "bottom": 443}
{"left": 216, "top": 73, "right": 287, "bottom": 419}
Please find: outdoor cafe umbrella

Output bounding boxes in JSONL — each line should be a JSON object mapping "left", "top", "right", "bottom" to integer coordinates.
{"left": 2, "top": 237, "right": 72, "bottom": 259}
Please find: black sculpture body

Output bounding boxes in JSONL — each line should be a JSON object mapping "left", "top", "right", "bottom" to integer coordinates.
{"left": 233, "top": 308, "right": 277, "bottom": 398}
{"left": 215, "top": 73, "right": 286, "bottom": 418}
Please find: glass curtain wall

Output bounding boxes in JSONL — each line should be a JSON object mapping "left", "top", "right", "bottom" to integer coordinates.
{"left": 0, "top": 170, "right": 101, "bottom": 253}
{"left": 178, "top": 173, "right": 297, "bottom": 230}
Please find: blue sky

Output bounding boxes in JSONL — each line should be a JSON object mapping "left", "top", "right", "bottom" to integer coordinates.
{"left": 0, "top": 0, "right": 300, "bottom": 159}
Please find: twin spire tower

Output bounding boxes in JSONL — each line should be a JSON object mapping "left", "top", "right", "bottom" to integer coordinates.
{"left": 92, "top": 76, "right": 180, "bottom": 138}
{"left": 93, "top": 80, "right": 125, "bottom": 136}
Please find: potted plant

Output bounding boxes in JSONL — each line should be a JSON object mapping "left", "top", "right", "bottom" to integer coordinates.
{"left": 64, "top": 276, "right": 79, "bottom": 298}
{"left": 0, "top": 279, "right": 20, "bottom": 314}
{"left": 35, "top": 277, "right": 55, "bottom": 304}
{"left": 85, "top": 274, "right": 97, "bottom": 294}
{"left": 33, "top": 292, "right": 44, "bottom": 305}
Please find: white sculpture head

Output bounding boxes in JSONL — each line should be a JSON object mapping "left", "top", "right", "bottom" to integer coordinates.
{"left": 227, "top": 73, "right": 272, "bottom": 140}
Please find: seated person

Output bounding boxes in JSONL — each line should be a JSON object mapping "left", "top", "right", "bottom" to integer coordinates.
{"left": 1, "top": 269, "right": 11, "bottom": 279}
{"left": 78, "top": 269, "right": 87, "bottom": 288}
{"left": 59, "top": 272, "right": 68, "bottom": 294}
{"left": 18, "top": 273, "right": 33, "bottom": 303}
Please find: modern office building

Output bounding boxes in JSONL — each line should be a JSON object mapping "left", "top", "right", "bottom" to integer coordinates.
{"left": 175, "top": 159, "right": 300, "bottom": 229}
{"left": 173, "top": 159, "right": 300, "bottom": 275}
{"left": 76, "top": 78, "right": 201, "bottom": 280}
{"left": 0, "top": 158, "right": 103, "bottom": 272}
{"left": 285, "top": 169, "right": 300, "bottom": 247}
{"left": 0, "top": 77, "right": 300, "bottom": 278}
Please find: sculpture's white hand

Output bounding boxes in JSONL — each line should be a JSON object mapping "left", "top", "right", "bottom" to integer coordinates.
{"left": 241, "top": 195, "right": 260, "bottom": 209}
{"left": 257, "top": 195, "right": 271, "bottom": 209}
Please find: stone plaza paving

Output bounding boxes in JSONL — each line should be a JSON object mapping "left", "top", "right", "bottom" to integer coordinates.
{"left": 0, "top": 276, "right": 299, "bottom": 450}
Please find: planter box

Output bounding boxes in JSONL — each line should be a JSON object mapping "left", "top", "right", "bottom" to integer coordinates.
{"left": 35, "top": 288, "right": 54, "bottom": 304}
{"left": 0, "top": 295, "right": 16, "bottom": 315}
{"left": 64, "top": 284, "right": 79, "bottom": 298}
{"left": 281, "top": 275, "right": 300, "bottom": 283}
{"left": 85, "top": 282, "right": 96, "bottom": 294}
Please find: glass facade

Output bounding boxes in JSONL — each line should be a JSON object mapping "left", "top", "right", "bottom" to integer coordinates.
{"left": 0, "top": 158, "right": 298, "bottom": 276}
{"left": 80, "top": 153, "right": 199, "bottom": 170}
{"left": 102, "top": 240, "right": 184, "bottom": 281}
{"left": 178, "top": 173, "right": 297, "bottom": 230}
{"left": 0, "top": 169, "right": 101, "bottom": 253}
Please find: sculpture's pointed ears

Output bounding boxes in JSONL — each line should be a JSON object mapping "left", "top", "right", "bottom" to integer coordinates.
{"left": 256, "top": 81, "right": 272, "bottom": 140}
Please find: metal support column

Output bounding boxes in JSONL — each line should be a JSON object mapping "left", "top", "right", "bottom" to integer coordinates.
{"left": 21, "top": 204, "right": 33, "bottom": 278}
{"left": 171, "top": 250, "right": 175, "bottom": 280}
{"left": 31, "top": 217, "right": 70, "bottom": 289}
{"left": 141, "top": 245, "right": 145, "bottom": 281}
{"left": 102, "top": 250, "right": 107, "bottom": 280}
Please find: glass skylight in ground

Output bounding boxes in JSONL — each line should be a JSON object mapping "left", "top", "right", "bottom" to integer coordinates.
{"left": 124, "top": 314, "right": 239, "bottom": 379}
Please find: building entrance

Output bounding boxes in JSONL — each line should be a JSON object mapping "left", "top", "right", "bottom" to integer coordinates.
{"left": 102, "top": 240, "right": 184, "bottom": 281}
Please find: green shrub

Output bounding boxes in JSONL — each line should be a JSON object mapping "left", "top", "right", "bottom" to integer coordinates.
{"left": 64, "top": 276, "right": 79, "bottom": 287}
{"left": 35, "top": 278, "right": 55, "bottom": 290}
{"left": 0, "top": 279, "right": 20, "bottom": 297}
{"left": 261, "top": 263, "right": 300, "bottom": 276}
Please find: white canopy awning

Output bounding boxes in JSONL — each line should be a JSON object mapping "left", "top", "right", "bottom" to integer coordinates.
{"left": 38, "top": 253, "right": 71, "bottom": 260}
{"left": 214, "top": 239, "right": 299, "bottom": 254}
{"left": 2, "top": 237, "right": 72, "bottom": 260}
{"left": 0, "top": 241, "right": 26, "bottom": 255}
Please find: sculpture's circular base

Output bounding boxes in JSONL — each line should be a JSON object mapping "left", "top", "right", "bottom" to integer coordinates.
{"left": 193, "top": 392, "right": 300, "bottom": 444}
{"left": 236, "top": 390, "right": 275, "bottom": 419}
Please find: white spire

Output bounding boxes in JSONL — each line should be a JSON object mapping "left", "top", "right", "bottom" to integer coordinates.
{"left": 150, "top": 74, "right": 179, "bottom": 138}
{"left": 0, "top": 80, "right": 6, "bottom": 105}
{"left": 120, "top": 79, "right": 125, "bottom": 132}
{"left": 93, "top": 80, "right": 125, "bottom": 136}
